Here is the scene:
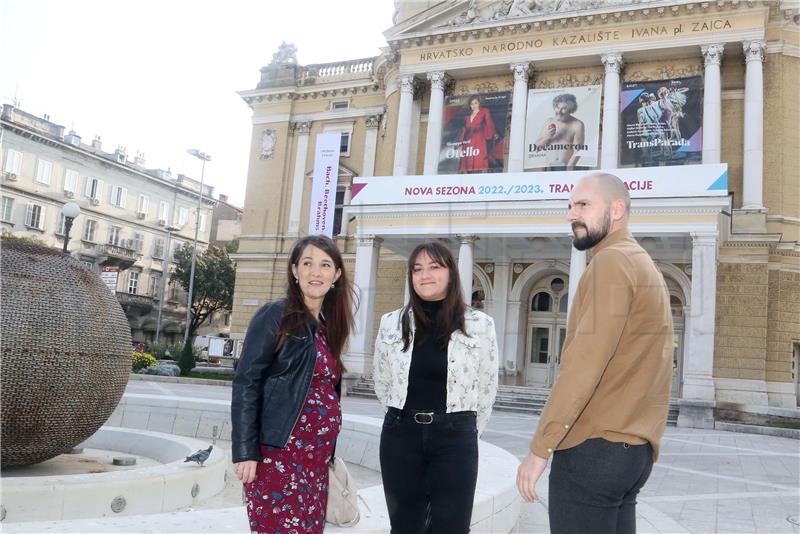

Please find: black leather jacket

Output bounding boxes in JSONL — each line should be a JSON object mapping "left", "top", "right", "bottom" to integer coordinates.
{"left": 230, "top": 299, "right": 340, "bottom": 463}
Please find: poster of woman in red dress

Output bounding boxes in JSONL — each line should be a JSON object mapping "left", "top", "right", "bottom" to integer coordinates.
{"left": 438, "top": 91, "right": 511, "bottom": 174}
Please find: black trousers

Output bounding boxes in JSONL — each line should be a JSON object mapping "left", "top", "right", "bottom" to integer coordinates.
{"left": 549, "top": 438, "right": 654, "bottom": 534}
{"left": 379, "top": 408, "right": 479, "bottom": 534}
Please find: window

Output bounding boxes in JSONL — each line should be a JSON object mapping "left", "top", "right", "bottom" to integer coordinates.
{"left": 24, "top": 203, "right": 45, "bottom": 230}
{"left": 339, "top": 132, "right": 351, "bottom": 155}
{"left": 83, "top": 219, "right": 97, "bottom": 242}
{"left": 171, "top": 242, "right": 181, "bottom": 261}
{"left": 333, "top": 190, "right": 345, "bottom": 235}
{"left": 137, "top": 194, "right": 149, "bottom": 216}
{"left": 131, "top": 231, "right": 144, "bottom": 253}
{"left": 85, "top": 177, "right": 103, "bottom": 201}
{"left": 128, "top": 271, "right": 140, "bottom": 294}
{"left": 531, "top": 292, "right": 552, "bottom": 312}
{"left": 223, "top": 312, "right": 230, "bottom": 326}
{"left": 178, "top": 206, "right": 189, "bottom": 226}
{"left": 3, "top": 149, "right": 22, "bottom": 175}
{"left": 110, "top": 185, "right": 127, "bottom": 208}
{"left": 35, "top": 159, "right": 52, "bottom": 185}
{"left": 1, "top": 196, "right": 13, "bottom": 222}
{"left": 331, "top": 100, "right": 350, "bottom": 111}
{"left": 148, "top": 273, "right": 161, "bottom": 298}
{"left": 158, "top": 201, "right": 170, "bottom": 224}
{"left": 57, "top": 213, "right": 67, "bottom": 235}
{"left": 169, "top": 280, "right": 181, "bottom": 301}
{"left": 153, "top": 237, "right": 165, "bottom": 259}
{"left": 63, "top": 169, "right": 79, "bottom": 194}
{"left": 108, "top": 226, "right": 123, "bottom": 246}
{"left": 198, "top": 212, "right": 207, "bottom": 232}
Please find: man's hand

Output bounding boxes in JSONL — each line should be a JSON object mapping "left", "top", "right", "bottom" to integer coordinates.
{"left": 234, "top": 460, "right": 259, "bottom": 484}
{"left": 516, "top": 452, "right": 549, "bottom": 502}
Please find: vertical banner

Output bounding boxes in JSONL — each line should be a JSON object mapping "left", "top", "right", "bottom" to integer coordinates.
{"left": 308, "top": 132, "right": 341, "bottom": 237}
{"left": 439, "top": 91, "right": 511, "bottom": 175}
{"left": 524, "top": 85, "right": 601, "bottom": 170}
{"left": 620, "top": 76, "right": 703, "bottom": 166}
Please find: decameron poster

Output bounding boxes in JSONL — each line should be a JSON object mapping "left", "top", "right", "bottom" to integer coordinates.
{"left": 438, "top": 91, "right": 511, "bottom": 174}
{"left": 524, "top": 85, "right": 601, "bottom": 170}
{"left": 620, "top": 75, "right": 703, "bottom": 166}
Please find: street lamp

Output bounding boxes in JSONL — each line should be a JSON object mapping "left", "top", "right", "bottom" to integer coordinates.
{"left": 61, "top": 202, "right": 81, "bottom": 254}
{"left": 183, "top": 149, "right": 211, "bottom": 346}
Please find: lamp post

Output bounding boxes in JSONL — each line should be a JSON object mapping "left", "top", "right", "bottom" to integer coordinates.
{"left": 183, "top": 149, "right": 211, "bottom": 346}
{"left": 61, "top": 202, "right": 81, "bottom": 253}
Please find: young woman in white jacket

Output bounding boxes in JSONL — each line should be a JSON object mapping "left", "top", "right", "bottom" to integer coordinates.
{"left": 373, "top": 240, "right": 499, "bottom": 533}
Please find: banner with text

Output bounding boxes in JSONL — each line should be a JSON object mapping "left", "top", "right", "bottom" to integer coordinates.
{"left": 439, "top": 91, "right": 511, "bottom": 175}
{"left": 620, "top": 76, "right": 703, "bottom": 167}
{"left": 350, "top": 164, "right": 727, "bottom": 205}
{"left": 524, "top": 85, "right": 601, "bottom": 170}
{"left": 308, "top": 132, "right": 341, "bottom": 237}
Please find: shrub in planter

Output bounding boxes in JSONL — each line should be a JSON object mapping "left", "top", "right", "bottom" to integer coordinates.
{"left": 132, "top": 351, "right": 158, "bottom": 372}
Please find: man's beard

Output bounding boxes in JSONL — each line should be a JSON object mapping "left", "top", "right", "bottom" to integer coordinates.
{"left": 572, "top": 211, "right": 612, "bottom": 251}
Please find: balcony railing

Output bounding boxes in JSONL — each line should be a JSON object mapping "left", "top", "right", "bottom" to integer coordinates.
{"left": 297, "top": 58, "right": 375, "bottom": 86}
{"left": 98, "top": 243, "right": 138, "bottom": 260}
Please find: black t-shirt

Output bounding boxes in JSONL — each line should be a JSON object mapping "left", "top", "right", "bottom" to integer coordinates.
{"left": 405, "top": 299, "right": 448, "bottom": 411}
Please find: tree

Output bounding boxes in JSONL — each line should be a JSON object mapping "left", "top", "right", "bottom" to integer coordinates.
{"left": 172, "top": 241, "right": 236, "bottom": 338}
{"left": 177, "top": 340, "right": 195, "bottom": 376}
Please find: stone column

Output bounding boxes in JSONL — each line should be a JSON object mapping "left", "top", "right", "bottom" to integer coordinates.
{"left": 362, "top": 115, "right": 381, "bottom": 178}
{"left": 701, "top": 44, "right": 724, "bottom": 164}
{"left": 742, "top": 40, "right": 766, "bottom": 209}
{"left": 488, "top": 261, "right": 510, "bottom": 359}
{"left": 393, "top": 75, "right": 416, "bottom": 176}
{"left": 457, "top": 235, "right": 477, "bottom": 303}
{"left": 567, "top": 243, "right": 587, "bottom": 318}
{"left": 348, "top": 235, "right": 383, "bottom": 375}
{"left": 287, "top": 121, "right": 311, "bottom": 235}
{"left": 679, "top": 232, "right": 718, "bottom": 428}
{"left": 508, "top": 63, "right": 531, "bottom": 172}
{"left": 423, "top": 72, "right": 447, "bottom": 175}
{"left": 504, "top": 301, "right": 522, "bottom": 375}
{"left": 600, "top": 53, "right": 623, "bottom": 169}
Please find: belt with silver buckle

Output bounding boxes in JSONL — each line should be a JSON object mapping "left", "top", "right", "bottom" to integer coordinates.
{"left": 413, "top": 412, "right": 435, "bottom": 424}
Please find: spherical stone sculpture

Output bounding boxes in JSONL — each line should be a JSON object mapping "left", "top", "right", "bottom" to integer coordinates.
{"left": 0, "top": 241, "right": 132, "bottom": 467}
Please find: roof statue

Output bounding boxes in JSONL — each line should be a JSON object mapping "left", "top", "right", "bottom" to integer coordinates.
{"left": 271, "top": 41, "right": 298, "bottom": 65}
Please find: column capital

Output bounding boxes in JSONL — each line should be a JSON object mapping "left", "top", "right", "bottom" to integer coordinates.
{"left": 399, "top": 74, "right": 418, "bottom": 95}
{"left": 365, "top": 114, "right": 381, "bottom": 129}
{"left": 601, "top": 52, "right": 624, "bottom": 74}
{"left": 689, "top": 232, "right": 718, "bottom": 245}
{"left": 426, "top": 71, "right": 449, "bottom": 91}
{"left": 290, "top": 121, "right": 312, "bottom": 135}
{"left": 510, "top": 62, "right": 531, "bottom": 83}
{"left": 456, "top": 234, "right": 478, "bottom": 245}
{"left": 701, "top": 43, "right": 725, "bottom": 66}
{"left": 356, "top": 234, "right": 384, "bottom": 248}
{"left": 742, "top": 39, "right": 766, "bottom": 63}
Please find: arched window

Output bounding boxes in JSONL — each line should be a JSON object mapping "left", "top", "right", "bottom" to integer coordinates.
{"left": 532, "top": 291, "right": 552, "bottom": 312}
{"left": 670, "top": 295, "right": 683, "bottom": 317}
{"left": 558, "top": 295, "right": 569, "bottom": 313}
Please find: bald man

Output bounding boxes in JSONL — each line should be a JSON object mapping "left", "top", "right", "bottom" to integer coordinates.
{"left": 517, "top": 173, "right": 673, "bottom": 534}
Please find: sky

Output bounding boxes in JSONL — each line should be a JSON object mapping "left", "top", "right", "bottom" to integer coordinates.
{"left": 0, "top": 0, "right": 396, "bottom": 207}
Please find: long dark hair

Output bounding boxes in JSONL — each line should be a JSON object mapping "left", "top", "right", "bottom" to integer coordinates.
{"left": 277, "top": 235, "right": 354, "bottom": 373}
{"left": 401, "top": 240, "right": 467, "bottom": 351}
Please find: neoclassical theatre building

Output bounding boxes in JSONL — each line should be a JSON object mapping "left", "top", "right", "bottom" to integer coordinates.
{"left": 232, "top": 0, "right": 799, "bottom": 424}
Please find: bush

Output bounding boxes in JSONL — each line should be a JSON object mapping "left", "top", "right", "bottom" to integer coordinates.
{"left": 148, "top": 341, "right": 184, "bottom": 361}
{"left": 132, "top": 351, "right": 158, "bottom": 372}
{"left": 177, "top": 341, "right": 195, "bottom": 376}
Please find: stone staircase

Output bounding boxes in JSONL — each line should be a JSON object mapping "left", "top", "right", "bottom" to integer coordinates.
{"left": 348, "top": 376, "right": 679, "bottom": 426}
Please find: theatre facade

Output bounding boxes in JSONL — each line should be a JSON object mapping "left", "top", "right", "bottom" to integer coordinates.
{"left": 232, "top": 0, "right": 800, "bottom": 424}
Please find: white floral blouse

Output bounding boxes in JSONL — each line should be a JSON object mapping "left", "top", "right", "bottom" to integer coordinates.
{"left": 372, "top": 307, "right": 499, "bottom": 435}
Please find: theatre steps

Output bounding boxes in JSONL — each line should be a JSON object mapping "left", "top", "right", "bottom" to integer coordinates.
{"left": 348, "top": 377, "right": 678, "bottom": 426}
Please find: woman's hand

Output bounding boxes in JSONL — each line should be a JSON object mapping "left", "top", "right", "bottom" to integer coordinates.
{"left": 234, "top": 460, "right": 259, "bottom": 484}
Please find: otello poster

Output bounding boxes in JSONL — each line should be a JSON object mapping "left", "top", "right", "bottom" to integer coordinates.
{"left": 438, "top": 91, "right": 511, "bottom": 174}
{"left": 620, "top": 76, "right": 703, "bottom": 166}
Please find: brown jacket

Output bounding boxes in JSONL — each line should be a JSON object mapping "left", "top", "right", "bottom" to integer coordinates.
{"left": 531, "top": 228, "right": 673, "bottom": 461}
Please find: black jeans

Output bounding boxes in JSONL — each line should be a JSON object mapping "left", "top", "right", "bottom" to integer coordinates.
{"left": 379, "top": 408, "right": 479, "bottom": 534}
{"left": 549, "top": 438, "right": 654, "bottom": 534}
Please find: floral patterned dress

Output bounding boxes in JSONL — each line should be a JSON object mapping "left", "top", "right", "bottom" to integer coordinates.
{"left": 244, "top": 326, "right": 342, "bottom": 534}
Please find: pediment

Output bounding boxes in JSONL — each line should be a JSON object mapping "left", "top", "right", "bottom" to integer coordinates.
{"left": 386, "top": 0, "right": 661, "bottom": 41}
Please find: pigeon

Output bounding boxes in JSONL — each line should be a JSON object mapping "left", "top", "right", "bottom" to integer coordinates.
{"left": 184, "top": 445, "right": 213, "bottom": 466}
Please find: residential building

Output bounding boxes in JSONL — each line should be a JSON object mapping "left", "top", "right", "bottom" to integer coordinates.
{"left": 0, "top": 104, "right": 216, "bottom": 344}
